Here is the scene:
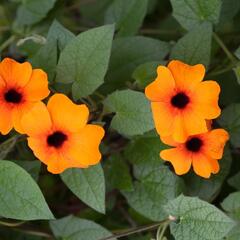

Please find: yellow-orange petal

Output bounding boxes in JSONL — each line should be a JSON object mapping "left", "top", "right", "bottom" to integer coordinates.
{"left": 160, "top": 148, "right": 191, "bottom": 175}
{"left": 21, "top": 101, "right": 52, "bottom": 136}
{"left": 145, "top": 66, "right": 175, "bottom": 102}
{"left": 47, "top": 94, "right": 89, "bottom": 133}
{"left": 203, "top": 129, "right": 229, "bottom": 159}
{"left": 192, "top": 153, "right": 212, "bottom": 178}
{"left": 24, "top": 69, "right": 50, "bottom": 101}
{"left": 168, "top": 60, "right": 205, "bottom": 90}
{"left": 194, "top": 81, "right": 221, "bottom": 119}
{"left": 64, "top": 124, "right": 105, "bottom": 167}
{"left": 151, "top": 102, "right": 175, "bottom": 136}
{"left": 0, "top": 58, "right": 32, "bottom": 87}
{"left": 0, "top": 102, "right": 13, "bottom": 134}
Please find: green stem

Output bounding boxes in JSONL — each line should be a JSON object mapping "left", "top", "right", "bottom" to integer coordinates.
{"left": 156, "top": 225, "right": 163, "bottom": 240}
{"left": 157, "top": 221, "right": 170, "bottom": 240}
{"left": 208, "top": 62, "right": 237, "bottom": 77}
{"left": 213, "top": 32, "right": 237, "bottom": 64}
{"left": 0, "top": 26, "right": 10, "bottom": 32}
{"left": 0, "top": 35, "right": 16, "bottom": 52}
{"left": 15, "top": 228, "right": 53, "bottom": 239}
{"left": 0, "top": 220, "right": 25, "bottom": 227}
{"left": 100, "top": 219, "right": 170, "bottom": 240}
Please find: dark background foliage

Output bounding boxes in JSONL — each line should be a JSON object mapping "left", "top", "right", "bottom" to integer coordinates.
{"left": 1, "top": 0, "right": 240, "bottom": 239}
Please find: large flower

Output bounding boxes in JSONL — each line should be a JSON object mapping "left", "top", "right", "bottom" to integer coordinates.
{"left": 160, "top": 129, "right": 229, "bottom": 178}
{"left": 21, "top": 94, "right": 105, "bottom": 174}
{"left": 0, "top": 58, "right": 50, "bottom": 134}
{"left": 145, "top": 60, "right": 221, "bottom": 142}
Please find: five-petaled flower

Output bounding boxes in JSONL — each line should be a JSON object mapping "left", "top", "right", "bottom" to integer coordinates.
{"left": 0, "top": 58, "right": 50, "bottom": 134}
{"left": 145, "top": 60, "right": 221, "bottom": 143}
{"left": 21, "top": 94, "right": 105, "bottom": 174}
{"left": 160, "top": 129, "right": 229, "bottom": 178}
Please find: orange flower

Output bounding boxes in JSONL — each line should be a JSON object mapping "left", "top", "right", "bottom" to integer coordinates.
{"left": 145, "top": 60, "right": 221, "bottom": 142}
{"left": 160, "top": 129, "right": 229, "bottom": 178}
{"left": 0, "top": 58, "right": 50, "bottom": 134}
{"left": 21, "top": 94, "right": 105, "bottom": 174}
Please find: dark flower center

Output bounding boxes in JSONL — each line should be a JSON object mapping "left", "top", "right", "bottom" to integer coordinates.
{"left": 4, "top": 89, "right": 22, "bottom": 104}
{"left": 47, "top": 131, "right": 67, "bottom": 148}
{"left": 171, "top": 92, "right": 189, "bottom": 109}
{"left": 186, "top": 137, "right": 203, "bottom": 152}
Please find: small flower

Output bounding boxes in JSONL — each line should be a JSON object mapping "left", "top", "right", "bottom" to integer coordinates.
{"left": 21, "top": 94, "right": 105, "bottom": 174}
{"left": 160, "top": 129, "right": 229, "bottom": 178}
{"left": 0, "top": 58, "right": 50, "bottom": 134}
{"left": 145, "top": 60, "right": 221, "bottom": 142}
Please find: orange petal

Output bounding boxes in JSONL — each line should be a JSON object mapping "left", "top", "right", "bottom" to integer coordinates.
{"left": 192, "top": 153, "right": 212, "bottom": 178}
{"left": 47, "top": 94, "right": 89, "bottom": 133}
{"left": 151, "top": 102, "right": 175, "bottom": 136}
{"left": 145, "top": 66, "right": 175, "bottom": 102}
{"left": 12, "top": 102, "right": 35, "bottom": 134}
{"left": 28, "top": 136, "right": 69, "bottom": 174}
{"left": 193, "top": 81, "right": 221, "bottom": 119}
{"left": 0, "top": 102, "right": 13, "bottom": 134}
{"left": 24, "top": 69, "right": 50, "bottom": 101}
{"left": 27, "top": 136, "right": 50, "bottom": 165}
{"left": 168, "top": 60, "right": 205, "bottom": 90}
{"left": 172, "top": 115, "right": 188, "bottom": 143}
{"left": 47, "top": 153, "right": 70, "bottom": 174}
{"left": 21, "top": 101, "right": 52, "bottom": 136}
{"left": 208, "top": 158, "right": 220, "bottom": 174}
{"left": 160, "top": 135, "right": 179, "bottom": 147}
{"left": 63, "top": 124, "right": 105, "bottom": 167}
{"left": 0, "top": 58, "right": 32, "bottom": 87}
{"left": 160, "top": 147, "right": 192, "bottom": 175}
{"left": 183, "top": 108, "right": 208, "bottom": 136}
{"left": 203, "top": 129, "right": 229, "bottom": 159}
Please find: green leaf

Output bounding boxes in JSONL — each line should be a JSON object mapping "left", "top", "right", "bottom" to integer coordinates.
{"left": 235, "top": 46, "right": 240, "bottom": 59}
{"left": 221, "top": 192, "right": 240, "bottom": 219}
{"left": 170, "top": 0, "right": 222, "bottom": 30}
{"left": 170, "top": 22, "right": 212, "bottom": 67}
{"left": 103, "top": 90, "right": 154, "bottom": 136}
{"left": 228, "top": 172, "right": 240, "bottom": 190}
{"left": 104, "top": 154, "right": 133, "bottom": 191}
{"left": 103, "top": 36, "right": 170, "bottom": 91}
{"left": 50, "top": 215, "right": 114, "bottom": 240}
{"left": 13, "top": 160, "right": 41, "bottom": 182}
{"left": 225, "top": 225, "right": 240, "bottom": 240}
{"left": 80, "top": 0, "right": 113, "bottom": 24}
{"left": 15, "top": 0, "right": 56, "bottom": 26}
{"left": 0, "top": 135, "right": 19, "bottom": 160}
{"left": 124, "top": 131, "right": 166, "bottom": 179}
{"left": 122, "top": 165, "right": 183, "bottom": 221}
{"left": 184, "top": 146, "right": 232, "bottom": 202}
{"left": 61, "top": 164, "right": 105, "bottom": 214}
{"left": 165, "top": 195, "right": 235, "bottom": 240}
{"left": 56, "top": 25, "right": 114, "bottom": 99}
{"left": 0, "top": 160, "right": 54, "bottom": 220}
{"left": 132, "top": 61, "right": 164, "bottom": 89}
{"left": 233, "top": 66, "right": 240, "bottom": 85}
{"left": 31, "top": 20, "right": 75, "bottom": 82}
{"left": 218, "top": 0, "right": 240, "bottom": 26}
{"left": 217, "top": 103, "right": 240, "bottom": 147}
{"left": 105, "top": 0, "right": 148, "bottom": 37}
